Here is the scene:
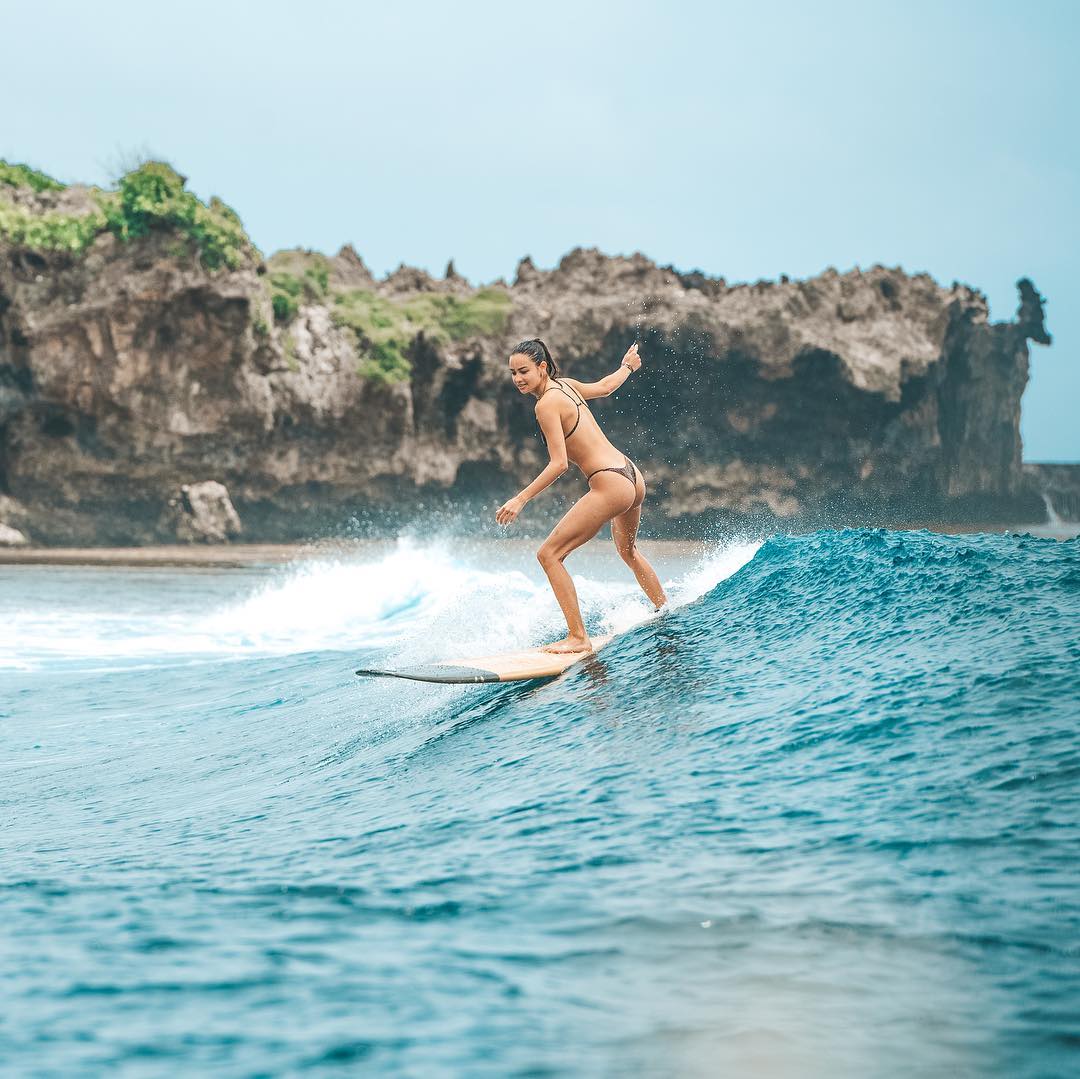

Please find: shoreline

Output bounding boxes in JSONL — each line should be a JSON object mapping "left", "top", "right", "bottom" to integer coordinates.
{"left": 0, "top": 541, "right": 385, "bottom": 568}
{"left": 0, "top": 522, "right": 1075, "bottom": 568}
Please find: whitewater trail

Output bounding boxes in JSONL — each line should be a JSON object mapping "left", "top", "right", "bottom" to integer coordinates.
{"left": 0, "top": 537, "right": 760, "bottom": 671}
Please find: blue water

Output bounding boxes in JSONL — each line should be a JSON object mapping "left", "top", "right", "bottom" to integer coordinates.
{"left": 3, "top": 529, "right": 1079, "bottom": 1076}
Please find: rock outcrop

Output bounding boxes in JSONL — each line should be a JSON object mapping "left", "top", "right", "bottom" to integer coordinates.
{"left": 162, "top": 480, "right": 242, "bottom": 543}
{"left": 0, "top": 493, "right": 29, "bottom": 545}
{"left": 0, "top": 494, "right": 30, "bottom": 544}
{"left": 0, "top": 163, "right": 1056, "bottom": 544}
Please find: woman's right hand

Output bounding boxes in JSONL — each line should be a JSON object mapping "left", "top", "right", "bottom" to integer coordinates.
{"left": 496, "top": 495, "right": 525, "bottom": 526}
{"left": 622, "top": 342, "right": 642, "bottom": 372}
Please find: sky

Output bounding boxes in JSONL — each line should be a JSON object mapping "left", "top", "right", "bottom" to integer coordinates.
{"left": 3, "top": 0, "right": 1077, "bottom": 459}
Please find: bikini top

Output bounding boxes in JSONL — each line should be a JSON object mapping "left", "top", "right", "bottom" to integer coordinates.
{"left": 537, "top": 379, "right": 588, "bottom": 447}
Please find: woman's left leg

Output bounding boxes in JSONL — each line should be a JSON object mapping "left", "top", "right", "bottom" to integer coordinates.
{"left": 537, "top": 481, "right": 634, "bottom": 653}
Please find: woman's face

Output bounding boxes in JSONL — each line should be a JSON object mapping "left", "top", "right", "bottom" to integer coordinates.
{"left": 509, "top": 353, "right": 545, "bottom": 395}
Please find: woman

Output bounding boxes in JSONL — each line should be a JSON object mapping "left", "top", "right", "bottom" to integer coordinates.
{"left": 497, "top": 339, "right": 667, "bottom": 654}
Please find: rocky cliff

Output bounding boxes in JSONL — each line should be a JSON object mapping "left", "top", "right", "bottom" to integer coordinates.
{"left": 0, "top": 161, "right": 1055, "bottom": 544}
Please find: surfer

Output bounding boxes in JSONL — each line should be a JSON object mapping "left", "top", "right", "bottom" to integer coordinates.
{"left": 497, "top": 339, "right": 667, "bottom": 654}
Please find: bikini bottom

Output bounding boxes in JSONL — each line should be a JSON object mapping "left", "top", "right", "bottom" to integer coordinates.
{"left": 586, "top": 455, "right": 637, "bottom": 489}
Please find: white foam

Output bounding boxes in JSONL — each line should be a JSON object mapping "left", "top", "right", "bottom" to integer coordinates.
{"left": 668, "top": 540, "right": 763, "bottom": 607}
{"left": 598, "top": 539, "right": 761, "bottom": 637}
{"left": 0, "top": 540, "right": 451, "bottom": 668}
{"left": 0, "top": 537, "right": 762, "bottom": 671}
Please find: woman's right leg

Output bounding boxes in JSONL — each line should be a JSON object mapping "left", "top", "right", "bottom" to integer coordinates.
{"left": 611, "top": 499, "right": 667, "bottom": 610}
{"left": 536, "top": 489, "right": 618, "bottom": 652}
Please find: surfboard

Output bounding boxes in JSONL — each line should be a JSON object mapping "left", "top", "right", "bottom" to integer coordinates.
{"left": 355, "top": 635, "right": 614, "bottom": 685}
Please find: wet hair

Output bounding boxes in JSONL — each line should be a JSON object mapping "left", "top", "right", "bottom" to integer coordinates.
{"left": 510, "top": 338, "right": 559, "bottom": 379}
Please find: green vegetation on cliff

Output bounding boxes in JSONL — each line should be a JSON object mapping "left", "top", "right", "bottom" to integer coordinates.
{"left": 0, "top": 159, "right": 256, "bottom": 270}
{"left": 262, "top": 246, "right": 510, "bottom": 384}
{"left": 0, "top": 161, "right": 66, "bottom": 193}
{"left": 103, "top": 162, "right": 254, "bottom": 270}
{"left": 332, "top": 288, "right": 510, "bottom": 383}
{"left": 2, "top": 158, "right": 512, "bottom": 388}
{"left": 0, "top": 202, "right": 106, "bottom": 253}
{"left": 265, "top": 252, "right": 332, "bottom": 323}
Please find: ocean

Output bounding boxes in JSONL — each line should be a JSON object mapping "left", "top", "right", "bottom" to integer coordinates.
{"left": 2, "top": 529, "right": 1078, "bottom": 1076}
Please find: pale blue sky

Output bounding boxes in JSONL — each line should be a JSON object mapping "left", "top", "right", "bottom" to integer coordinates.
{"left": 3, "top": 0, "right": 1077, "bottom": 458}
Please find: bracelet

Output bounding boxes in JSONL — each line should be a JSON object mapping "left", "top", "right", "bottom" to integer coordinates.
{"left": 621, "top": 362, "right": 633, "bottom": 373}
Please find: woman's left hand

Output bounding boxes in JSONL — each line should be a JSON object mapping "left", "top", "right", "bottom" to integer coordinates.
{"left": 496, "top": 496, "right": 525, "bottom": 526}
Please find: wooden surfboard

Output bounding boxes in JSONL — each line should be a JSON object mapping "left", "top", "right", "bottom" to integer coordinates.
{"left": 356, "top": 635, "right": 614, "bottom": 685}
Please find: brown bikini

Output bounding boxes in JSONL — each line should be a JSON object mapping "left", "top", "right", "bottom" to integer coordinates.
{"left": 538, "top": 380, "right": 638, "bottom": 490}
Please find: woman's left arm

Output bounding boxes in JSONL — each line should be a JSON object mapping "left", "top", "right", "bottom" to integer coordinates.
{"left": 570, "top": 342, "right": 642, "bottom": 400}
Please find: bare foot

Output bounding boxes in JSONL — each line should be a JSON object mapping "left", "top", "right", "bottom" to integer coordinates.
{"left": 540, "top": 635, "right": 593, "bottom": 654}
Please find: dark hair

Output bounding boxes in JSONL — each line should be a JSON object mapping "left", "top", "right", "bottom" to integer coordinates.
{"left": 510, "top": 338, "right": 559, "bottom": 379}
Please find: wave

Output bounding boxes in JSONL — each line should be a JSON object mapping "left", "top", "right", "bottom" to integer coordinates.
{"left": 532, "top": 528, "right": 1080, "bottom": 741}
